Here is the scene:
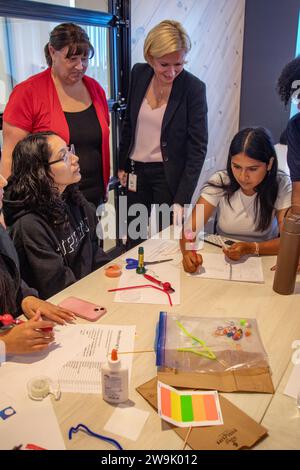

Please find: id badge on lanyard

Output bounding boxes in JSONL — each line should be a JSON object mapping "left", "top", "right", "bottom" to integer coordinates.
{"left": 128, "top": 160, "right": 137, "bottom": 192}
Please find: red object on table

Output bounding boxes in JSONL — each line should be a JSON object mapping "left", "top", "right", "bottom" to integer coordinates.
{"left": 108, "top": 284, "right": 173, "bottom": 306}
{"left": 25, "top": 443, "right": 47, "bottom": 450}
{"left": 143, "top": 274, "right": 175, "bottom": 293}
{"left": 0, "top": 314, "right": 15, "bottom": 326}
{"left": 0, "top": 314, "right": 52, "bottom": 332}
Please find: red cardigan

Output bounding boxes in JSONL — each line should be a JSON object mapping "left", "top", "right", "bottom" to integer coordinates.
{"left": 3, "top": 68, "right": 110, "bottom": 191}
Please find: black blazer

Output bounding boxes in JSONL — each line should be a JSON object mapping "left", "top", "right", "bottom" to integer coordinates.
{"left": 118, "top": 63, "right": 208, "bottom": 206}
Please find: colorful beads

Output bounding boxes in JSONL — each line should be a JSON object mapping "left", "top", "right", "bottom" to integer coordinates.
{"left": 233, "top": 328, "right": 243, "bottom": 341}
{"left": 214, "top": 320, "right": 252, "bottom": 341}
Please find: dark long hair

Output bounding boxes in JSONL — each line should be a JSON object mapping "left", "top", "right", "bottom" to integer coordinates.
{"left": 0, "top": 268, "right": 16, "bottom": 314}
{"left": 277, "top": 55, "right": 300, "bottom": 105}
{"left": 206, "top": 127, "right": 279, "bottom": 232}
{"left": 44, "top": 23, "right": 94, "bottom": 66}
{"left": 8, "top": 132, "right": 83, "bottom": 224}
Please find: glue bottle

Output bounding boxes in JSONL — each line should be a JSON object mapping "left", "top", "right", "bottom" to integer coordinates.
{"left": 101, "top": 349, "right": 128, "bottom": 404}
{"left": 136, "top": 246, "right": 146, "bottom": 274}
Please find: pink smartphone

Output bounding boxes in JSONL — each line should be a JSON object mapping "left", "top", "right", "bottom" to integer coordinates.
{"left": 59, "top": 296, "right": 107, "bottom": 322}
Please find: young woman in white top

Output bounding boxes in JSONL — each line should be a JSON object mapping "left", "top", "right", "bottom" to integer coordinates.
{"left": 180, "top": 127, "right": 292, "bottom": 273}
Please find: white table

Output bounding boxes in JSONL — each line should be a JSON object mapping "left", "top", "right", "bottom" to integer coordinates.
{"left": 44, "top": 236, "right": 300, "bottom": 450}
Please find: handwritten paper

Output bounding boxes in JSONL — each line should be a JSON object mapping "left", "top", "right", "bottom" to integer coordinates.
{"left": 122, "top": 238, "right": 181, "bottom": 263}
{"left": 140, "top": 239, "right": 180, "bottom": 259}
{"left": 191, "top": 253, "right": 264, "bottom": 284}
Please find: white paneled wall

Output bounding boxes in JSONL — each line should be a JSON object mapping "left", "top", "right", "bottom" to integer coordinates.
{"left": 75, "top": 0, "right": 108, "bottom": 11}
{"left": 131, "top": 0, "right": 245, "bottom": 201}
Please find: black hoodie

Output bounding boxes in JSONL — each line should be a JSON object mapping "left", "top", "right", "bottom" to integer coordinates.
{"left": 0, "top": 224, "right": 37, "bottom": 317}
{"left": 3, "top": 190, "right": 109, "bottom": 300}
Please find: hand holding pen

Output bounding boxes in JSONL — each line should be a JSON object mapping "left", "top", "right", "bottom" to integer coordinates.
{"left": 220, "top": 236, "right": 256, "bottom": 261}
{"left": 218, "top": 235, "right": 232, "bottom": 258}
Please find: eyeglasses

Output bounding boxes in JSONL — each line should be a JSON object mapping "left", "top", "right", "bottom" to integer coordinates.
{"left": 49, "top": 144, "right": 75, "bottom": 166}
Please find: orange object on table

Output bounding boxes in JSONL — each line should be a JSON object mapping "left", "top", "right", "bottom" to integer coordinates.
{"left": 105, "top": 265, "right": 122, "bottom": 278}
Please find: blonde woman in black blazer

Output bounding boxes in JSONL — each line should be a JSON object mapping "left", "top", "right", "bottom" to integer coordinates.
{"left": 118, "top": 20, "right": 208, "bottom": 246}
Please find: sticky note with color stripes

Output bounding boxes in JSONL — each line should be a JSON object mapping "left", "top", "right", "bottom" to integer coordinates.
{"left": 157, "top": 381, "right": 223, "bottom": 427}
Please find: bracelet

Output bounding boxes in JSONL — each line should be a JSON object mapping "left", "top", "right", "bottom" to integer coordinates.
{"left": 253, "top": 242, "right": 259, "bottom": 256}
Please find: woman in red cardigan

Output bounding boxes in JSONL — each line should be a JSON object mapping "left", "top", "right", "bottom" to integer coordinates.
{"left": 1, "top": 23, "right": 110, "bottom": 209}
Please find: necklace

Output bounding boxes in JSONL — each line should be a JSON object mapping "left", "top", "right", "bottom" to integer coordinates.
{"left": 156, "top": 88, "right": 164, "bottom": 105}
{"left": 152, "top": 77, "right": 167, "bottom": 106}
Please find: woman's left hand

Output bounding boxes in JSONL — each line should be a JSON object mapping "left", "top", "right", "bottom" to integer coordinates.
{"left": 21, "top": 296, "right": 76, "bottom": 325}
{"left": 223, "top": 242, "right": 251, "bottom": 261}
{"left": 271, "top": 262, "right": 300, "bottom": 273}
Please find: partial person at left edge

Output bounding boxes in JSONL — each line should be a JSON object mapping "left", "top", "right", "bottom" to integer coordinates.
{"left": 0, "top": 174, "right": 76, "bottom": 356}
{"left": 0, "top": 23, "right": 110, "bottom": 209}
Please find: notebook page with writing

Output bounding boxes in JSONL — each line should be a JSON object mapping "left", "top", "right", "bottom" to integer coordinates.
{"left": 191, "top": 253, "right": 264, "bottom": 283}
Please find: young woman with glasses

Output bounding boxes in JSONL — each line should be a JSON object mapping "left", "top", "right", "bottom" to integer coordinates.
{"left": 0, "top": 173, "right": 77, "bottom": 356}
{"left": 2, "top": 132, "right": 109, "bottom": 300}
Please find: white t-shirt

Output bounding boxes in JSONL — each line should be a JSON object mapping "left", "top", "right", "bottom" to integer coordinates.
{"left": 201, "top": 171, "right": 292, "bottom": 242}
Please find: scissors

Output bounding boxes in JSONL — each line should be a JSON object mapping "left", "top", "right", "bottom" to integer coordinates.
{"left": 125, "top": 258, "right": 173, "bottom": 269}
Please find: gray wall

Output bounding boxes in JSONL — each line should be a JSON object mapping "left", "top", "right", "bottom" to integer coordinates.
{"left": 240, "top": 0, "right": 299, "bottom": 142}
